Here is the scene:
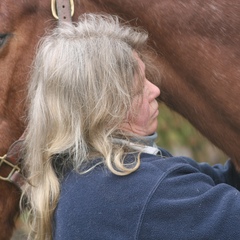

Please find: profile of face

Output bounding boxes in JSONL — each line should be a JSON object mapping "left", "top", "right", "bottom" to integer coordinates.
{"left": 120, "top": 52, "right": 160, "bottom": 136}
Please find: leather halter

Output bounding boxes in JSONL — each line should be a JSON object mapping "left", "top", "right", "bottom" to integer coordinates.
{"left": 0, "top": 139, "right": 25, "bottom": 190}
{"left": 0, "top": 0, "right": 75, "bottom": 191}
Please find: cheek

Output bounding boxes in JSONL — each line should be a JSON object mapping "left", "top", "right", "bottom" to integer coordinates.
{"left": 131, "top": 101, "right": 151, "bottom": 126}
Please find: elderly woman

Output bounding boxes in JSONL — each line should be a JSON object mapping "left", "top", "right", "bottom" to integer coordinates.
{"left": 23, "top": 14, "right": 240, "bottom": 240}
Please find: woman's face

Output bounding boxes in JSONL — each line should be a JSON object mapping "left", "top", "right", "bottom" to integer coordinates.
{"left": 121, "top": 52, "right": 160, "bottom": 136}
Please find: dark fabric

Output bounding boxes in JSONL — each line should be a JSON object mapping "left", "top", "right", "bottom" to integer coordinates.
{"left": 53, "top": 150, "right": 240, "bottom": 240}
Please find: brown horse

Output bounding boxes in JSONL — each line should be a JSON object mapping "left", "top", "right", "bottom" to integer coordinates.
{"left": 1, "top": 0, "right": 240, "bottom": 239}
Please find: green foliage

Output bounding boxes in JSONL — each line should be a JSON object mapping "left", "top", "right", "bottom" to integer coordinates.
{"left": 156, "top": 104, "right": 227, "bottom": 164}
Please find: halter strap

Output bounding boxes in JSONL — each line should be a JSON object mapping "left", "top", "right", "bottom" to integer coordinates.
{"left": 0, "top": 139, "right": 25, "bottom": 190}
{"left": 51, "top": 0, "right": 75, "bottom": 24}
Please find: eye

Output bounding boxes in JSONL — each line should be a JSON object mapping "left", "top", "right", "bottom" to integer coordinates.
{"left": 0, "top": 33, "right": 9, "bottom": 48}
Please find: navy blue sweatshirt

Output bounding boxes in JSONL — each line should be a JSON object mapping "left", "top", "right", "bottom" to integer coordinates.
{"left": 53, "top": 150, "right": 240, "bottom": 239}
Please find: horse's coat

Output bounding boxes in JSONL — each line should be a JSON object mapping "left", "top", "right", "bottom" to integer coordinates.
{"left": 1, "top": 0, "right": 240, "bottom": 238}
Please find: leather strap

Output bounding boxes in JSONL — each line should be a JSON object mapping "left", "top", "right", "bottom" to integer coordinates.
{"left": 56, "top": 0, "right": 72, "bottom": 23}
{"left": 51, "top": 0, "right": 74, "bottom": 24}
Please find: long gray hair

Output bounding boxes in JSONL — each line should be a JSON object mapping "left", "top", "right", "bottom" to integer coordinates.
{"left": 23, "top": 13, "right": 158, "bottom": 239}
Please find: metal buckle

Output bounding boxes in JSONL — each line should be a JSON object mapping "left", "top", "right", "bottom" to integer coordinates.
{"left": 51, "top": 0, "right": 75, "bottom": 19}
{"left": 0, "top": 155, "right": 20, "bottom": 182}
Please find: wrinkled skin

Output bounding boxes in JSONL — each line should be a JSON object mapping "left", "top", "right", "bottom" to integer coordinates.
{"left": 1, "top": 0, "right": 240, "bottom": 239}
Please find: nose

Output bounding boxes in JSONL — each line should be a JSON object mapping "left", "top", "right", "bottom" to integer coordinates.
{"left": 147, "top": 80, "right": 160, "bottom": 100}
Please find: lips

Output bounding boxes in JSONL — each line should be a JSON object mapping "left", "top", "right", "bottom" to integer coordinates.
{"left": 150, "top": 106, "right": 159, "bottom": 119}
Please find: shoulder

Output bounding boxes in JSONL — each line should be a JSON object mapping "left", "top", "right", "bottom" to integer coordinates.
{"left": 139, "top": 152, "right": 200, "bottom": 176}
{"left": 60, "top": 153, "right": 208, "bottom": 193}
{"left": 57, "top": 153, "right": 197, "bottom": 209}
{"left": 61, "top": 153, "right": 196, "bottom": 187}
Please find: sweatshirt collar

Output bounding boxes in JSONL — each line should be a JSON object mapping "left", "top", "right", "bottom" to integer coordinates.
{"left": 112, "top": 132, "right": 161, "bottom": 156}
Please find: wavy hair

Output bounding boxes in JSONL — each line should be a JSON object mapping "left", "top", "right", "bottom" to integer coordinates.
{"left": 22, "top": 13, "right": 159, "bottom": 239}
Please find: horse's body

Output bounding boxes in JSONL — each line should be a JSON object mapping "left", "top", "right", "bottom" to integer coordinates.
{"left": 1, "top": 0, "right": 240, "bottom": 238}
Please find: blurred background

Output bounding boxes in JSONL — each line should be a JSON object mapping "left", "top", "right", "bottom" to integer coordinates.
{"left": 156, "top": 103, "right": 227, "bottom": 165}
{"left": 12, "top": 103, "right": 227, "bottom": 239}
